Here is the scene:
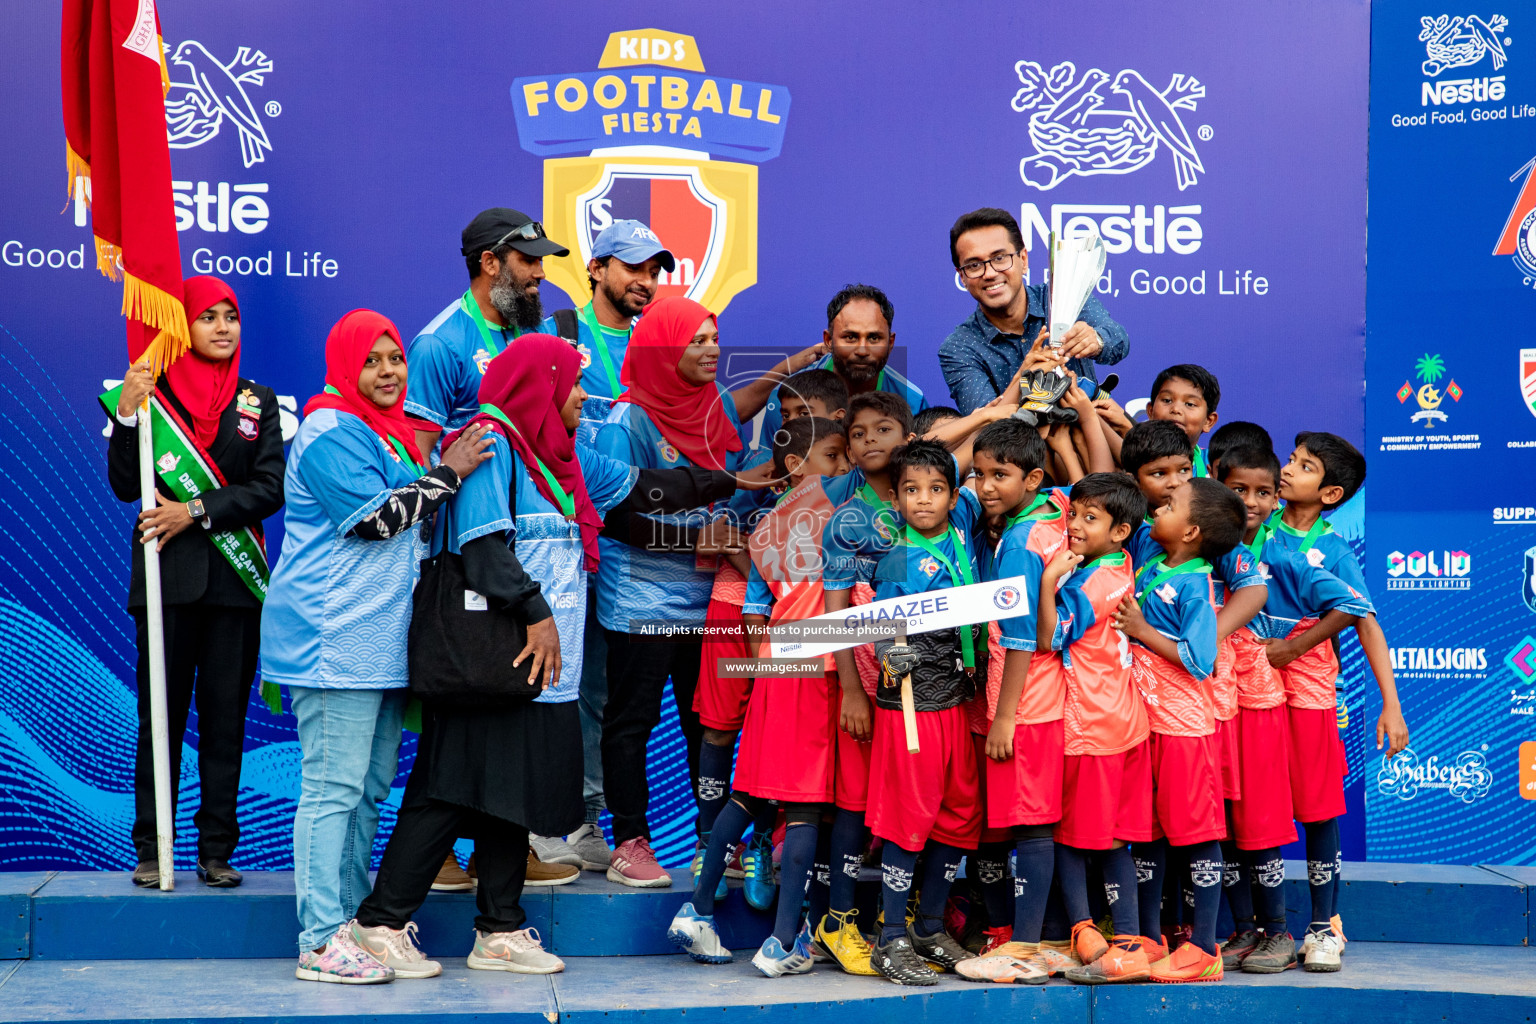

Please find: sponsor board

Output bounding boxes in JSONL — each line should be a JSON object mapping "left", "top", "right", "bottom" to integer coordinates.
{"left": 1376, "top": 746, "right": 1494, "bottom": 803}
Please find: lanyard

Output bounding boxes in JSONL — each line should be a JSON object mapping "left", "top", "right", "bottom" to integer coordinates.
{"left": 461, "top": 289, "right": 516, "bottom": 360}
{"left": 1192, "top": 446, "right": 1209, "bottom": 478}
{"left": 477, "top": 403, "right": 576, "bottom": 519}
{"left": 904, "top": 524, "right": 976, "bottom": 668}
{"left": 1006, "top": 492, "right": 1050, "bottom": 528}
{"left": 323, "top": 385, "right": 423, "bottom": 473}
{"left": 1278, "top": 514, "right": 1331, "bottom": 553}
{"left": 1134, "top": 553, "right": 1212, "bottom": 607}
{"left": 1245, "top": 521, "right": 1272, "bottom": 561}
{"left": 1078, "top": 550, "right": 1127, "bottom": 573}
{"left": 577, "top": 301, "right": 626, "bottom": 399}
{"left": 857, "top": 481, "right": 891, "bottom": 510}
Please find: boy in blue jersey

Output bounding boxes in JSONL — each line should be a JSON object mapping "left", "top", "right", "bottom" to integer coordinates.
{"left": 1114, "top": 478, "right": 1247, "bottom": 983}
{"left": 1145, "top": 364, "right": 1220, "bottom": 478}
{"left": 1215, "top": 445, "right": 1370, "bottom": 975}
{"left": 1273, "top": 431, "right": 1409, "bottom": 972}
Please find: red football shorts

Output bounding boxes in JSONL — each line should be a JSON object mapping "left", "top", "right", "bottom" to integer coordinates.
{"left": 734, "top": 670, "right": 838, "bottom": 803}
{"left": 867, "top": 705, "right": 982, "bottom": 851}
{"left": 1055, "top": 740, "right": 1153, "bottom": 849}
{"left": 1216, "top": 716, "right": 1241, "bottom": 801}
{"left": 694, "top": 598, "right": 752, "bottom": 731}
{"left": 1148, "top": 732, "right": 1226, "bottom": 846}
{"left": 1287, "top": 705, "right": 1347, "bottom": 823}
{"left": 983, "top": 720, "right": 1065, "bottom": 829}
{"left": 834, "top": 722, "right": 874, "bottom": 813}
{"left": 1231, "top": 705, "right": 1298, "bottom": 849}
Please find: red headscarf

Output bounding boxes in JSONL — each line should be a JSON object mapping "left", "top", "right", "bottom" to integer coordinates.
{"left": 615, "top": 296, "right": 741, "bottom": 471}
{"left": 444, "top": 334, "right": 605, "bottom": 570}
{"left": 302, "top": 309, "right": 426, "bottom": 467}
{"left": 168, "top": 275, "right": 242, "bottom": 449}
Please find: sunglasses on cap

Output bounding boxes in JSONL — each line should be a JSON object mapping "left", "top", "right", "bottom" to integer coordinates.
{"left": 493, "top": 220, "right": 548, "bottom": 247}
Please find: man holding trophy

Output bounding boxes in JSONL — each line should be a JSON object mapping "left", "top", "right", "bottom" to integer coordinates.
{"left": 938, "top": 208, "right": 1129, "bottom": 417}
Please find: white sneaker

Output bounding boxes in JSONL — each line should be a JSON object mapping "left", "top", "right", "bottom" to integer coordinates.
{"left": 667, "top": 902, "right": 733, "bottom": 964}
{"left": 467, "top": 927, "right": 565, "bottom": 974}
{"left": 529, "top": 833, "right": 583, "bottom": 868}
{"left": 350, "top": 920, "right": 442, "bottom": 979}
{"left": 1304, "top": 929, "right": 1344, "bottom": 972}
{"left": 568, "top": 822, "right": 613, "bottom": 872}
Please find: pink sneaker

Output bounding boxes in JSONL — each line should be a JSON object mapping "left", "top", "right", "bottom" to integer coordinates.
{"left": 295, "top": 922, "right": 395, "bottom": 984}
{"left": 607, "top": 837, "right": 673, "bottom": 888}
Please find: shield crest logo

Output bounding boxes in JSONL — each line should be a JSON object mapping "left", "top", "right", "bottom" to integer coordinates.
{"left": 1523, "top": 546, "right": 1536, "bottom": 615}
{"left": 543, "top": 154, "right": 758, "bottom": 314}
{"left": 1522, "top": 348, "right": 1536, "bottom": 421}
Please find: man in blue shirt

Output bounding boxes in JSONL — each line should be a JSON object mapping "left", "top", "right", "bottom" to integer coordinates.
{"left": 938, "top": 208, "right": 1129, "bottom": 415}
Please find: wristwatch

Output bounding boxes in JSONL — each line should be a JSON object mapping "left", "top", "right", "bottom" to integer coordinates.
{"left": 187, "top": 498, "right": 206, "bottom": 523}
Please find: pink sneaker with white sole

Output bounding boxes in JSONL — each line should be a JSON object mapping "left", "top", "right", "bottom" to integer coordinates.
{"left": 607, "top": 837, "right": 673, "bottom": 888}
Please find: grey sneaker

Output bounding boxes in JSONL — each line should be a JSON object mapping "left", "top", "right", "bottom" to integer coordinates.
{"left": 350, "top": 920, "right": 442, "bottom": 979}
{"left": 1241, "top": 931, "right": 1298, "bottom": 974}
{"left": 467, "top": 927, "right": 565, "bottom": 974}
{"left": 907, "top": 923, "right": 976, "bottom": 972}
{"left": 529, "top": 833, "right": 583, "bottom": 868}
{"left": 568, "top": 822, "right": 612, "bottom": 872}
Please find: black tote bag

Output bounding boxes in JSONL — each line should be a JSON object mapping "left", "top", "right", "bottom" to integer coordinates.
{"left": 408, "top": 480, "right": 540, "bottom": 706}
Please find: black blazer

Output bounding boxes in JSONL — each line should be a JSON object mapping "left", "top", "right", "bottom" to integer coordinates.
{"left": 107, "top": 377, "right": 285, "bottom": 610}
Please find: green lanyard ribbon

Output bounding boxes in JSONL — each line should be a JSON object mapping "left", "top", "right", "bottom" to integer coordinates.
{"left": 461, "top": 289, "right": 516, "bottom": 360}
{"left": 1006, "top": 492, "right": 1051, "bottom": 528}
{"left": 1134, "top": 553, "right": 1213, "bottom": 607}
{"left": 857, "top": 481, "right": 891, "bottom": 510}
{"left": 903, "top": 524, "right": 977, "bottom": 668}
{"left": 323, "top": 385, "right": 423, "bottom": 473}
{"left": 1192, "top": 446, "right": 1209, "bottom": 478}
{"left": 477, "top": 403, "right": 576, "bottom": 518}
{"left": 576, "top": 301, "right": 626, "bottom": 399}
{"left": 1277, "top": 513, "right": 1331, "bottom": 553}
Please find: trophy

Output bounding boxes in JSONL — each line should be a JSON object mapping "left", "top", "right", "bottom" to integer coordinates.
{"left": 1016, "top": 229, "right": 1107, "bottom": 425}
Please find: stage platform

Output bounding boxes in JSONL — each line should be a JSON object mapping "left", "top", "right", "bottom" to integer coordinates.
{"left": 1, "top": 862, "right": 1532, "bottom": 1023}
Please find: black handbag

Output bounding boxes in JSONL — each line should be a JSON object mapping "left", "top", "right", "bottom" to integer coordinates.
{"left": 408, "top": 479, "right": 540, "bottom": 706}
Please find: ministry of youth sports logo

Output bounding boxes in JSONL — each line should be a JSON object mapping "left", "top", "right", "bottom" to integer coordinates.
{"left": 165, "top": 42, "right": 277, "bottom": 168}
{"left": 1419, "top": 14, "right": 1510, "bottom": 76}
{"left": 1011, "top": 61, "right": 1207, "bottom": 191}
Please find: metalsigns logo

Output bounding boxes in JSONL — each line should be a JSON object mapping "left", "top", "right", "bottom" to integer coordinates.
{"left": 1376, "top": 746, "right": 1493, "bottom": 803}
{"left": 165, "top": 42, "right": 276, "bottom": 168}
{"left": 1385, "top": 547, "right": 1471, "bottom": 590}
{"left": 512, "top": 29, "right": 789, "bottom": 314}
{"left": 1396, "top": 352, "right": 1462, "bottom": 428}
{"left": 1420, "top": 14, "right": 1510, "bottom": 76}
{"left": 1011, "top": 61, "right": 1206, "bottom": 191}
{"left": 1494, "top": 159, "right": 1536, "bottom": 288}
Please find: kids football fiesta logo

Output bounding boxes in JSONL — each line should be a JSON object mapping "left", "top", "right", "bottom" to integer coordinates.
{"left": 512, "top": 29, "right": 790, "bottom": 315}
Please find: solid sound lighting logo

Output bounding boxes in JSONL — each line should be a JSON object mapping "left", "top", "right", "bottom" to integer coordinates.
{"left": 511, "top": 29, "right": 790, "bottom": 316}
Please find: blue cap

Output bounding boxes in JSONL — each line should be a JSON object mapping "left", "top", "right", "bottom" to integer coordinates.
{"left": 591, "top": 220, "right": 676, "bottom": 272}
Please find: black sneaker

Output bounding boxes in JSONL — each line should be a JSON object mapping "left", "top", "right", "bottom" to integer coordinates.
{"left": 1241, "top": 931, "right": 1298, "bottom": 974}
{"left": 197, "top": 858, "right": 243, "bottom": 888}
{"left": 907, "top": 923, "right": 976, "bottom": 972}
{"left": 1219, "top": 927, "right": 1260, "bottom": 969}
{"left": 873, "top": 936, "right": 939, "bottom": 986}
{"left": 131, "top": 861, "right": 159, "bottom": 888}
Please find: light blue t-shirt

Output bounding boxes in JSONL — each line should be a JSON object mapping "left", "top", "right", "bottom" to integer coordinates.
{"left": 441, "top": 433, "right": 636, "bottom": 703}
{"left": 594, "top": 390, "right": 744, "bottom": 630}
{"left": 404, "top": 296, "right": 516, "bottom": 433}
{"left": 260, "top": 409, "right": 428, "bottom": 689}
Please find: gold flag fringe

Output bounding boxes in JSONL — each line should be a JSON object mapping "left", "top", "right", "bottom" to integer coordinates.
{"left": 122, "top": 272, "right": 191, "bottom": 376}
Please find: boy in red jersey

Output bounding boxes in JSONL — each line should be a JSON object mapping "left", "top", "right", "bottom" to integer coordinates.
{"left": 1036, "top": 473, "right": 1154, "bottom": 986}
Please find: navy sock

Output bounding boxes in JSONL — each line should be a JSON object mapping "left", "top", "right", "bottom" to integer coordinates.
{"left": 914, "top": 842, "right": 966, "bottom": 937}
{"left": 880, "top": 843, "right": 921, "bottom": 944}
{"left": 752, "top": 800, "right": 779, "bottom": 840}
{"left": 1042, "top": 880, "right": 1071, "bottom": 942}
{"left": 695, "top": 741, "right": 734, "bottom": 836}
{"left": 1304, "top": 818, "right": 1341, "bottom": 928}
{"left": 1012, "top": 836, "right": 1055, "bottom": 942}
{"left": 694, "top": 796, "right": 754, "bottom": 915}
{"left": 974, "top": 841, "right": 1012, "bottom": 929}
{"left": 773, "top": 822, "right": 818, "bottom": 946}
{"left": 1247, "top": 847, "right": 1287, "bottom": 934}
{"left": 806, "top": 823, "right": 832, "bottom": 929}
{"left": 1133, "top": 839, "right": 1167, "bottom": 940}
{"left": 1221, "top": 839, "right": 1254, "bottom": 929}
{"left": 1085, "top": 859, "right": 1108, "bottom": 922}
{"left": 1055, "top": 844, "right": 1092, "bottom": 924}
{"left": 1101, "top": 845, "right": 1140, "bottom": 941}
{"left": 828, "top": 808, "right": 866, "bottom": 916}
{"left": 1186, "top": 840, "right": 1223, "bottom": 955}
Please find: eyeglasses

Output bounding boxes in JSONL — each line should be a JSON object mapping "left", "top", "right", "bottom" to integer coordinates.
{"left": 958, "top": 251, "right": 1018, "bottom": 278}
{"left": 492, "top": 220, "right": 547, "bottom": 248}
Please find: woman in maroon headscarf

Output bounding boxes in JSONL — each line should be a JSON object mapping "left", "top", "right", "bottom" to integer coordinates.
{"left": 345, "top": 333, "right": 762, "bottom": 978}
{"left": 108, "top": 276, "right": 285, "bottom": 889}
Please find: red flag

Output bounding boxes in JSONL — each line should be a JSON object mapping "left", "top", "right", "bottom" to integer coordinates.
{"left": 61, "top": 0, "right": 188, "bottom": 372}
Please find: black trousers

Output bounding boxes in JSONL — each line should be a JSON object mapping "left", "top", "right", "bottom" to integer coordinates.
{"left": 600, "top": 629, "right": 704, "bottom": 847}
{"left": 357, "top": 768, "right": 530, "bottom": 934}
{"left": 131, "top": 604, "right": 258, "bottom": 862}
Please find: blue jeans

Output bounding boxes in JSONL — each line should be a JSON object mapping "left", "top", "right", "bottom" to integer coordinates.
{"left": 578, "top": 587, "right": 608, "bottom": 824}
{"left": 291, "top": 686, "right": 406, "bottom": 953}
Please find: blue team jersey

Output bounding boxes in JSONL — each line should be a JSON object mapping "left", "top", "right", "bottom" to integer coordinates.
{"left": 822, "top": 459, "right": 977, "bottom": 591}
{"left": 404, "top": 296, "right": 517, "bottom": 434}
{"left": 1126, "top": 530, "right": 1221, "bottom": 681}
{"left": 1268, "top": 517, "right": 1371, "bottom": 603}
{"left": 540, "top": 308, "right": 632, "bottom": 449}
{"left": 439, "top": 433, "right": 636, "bottom": 703}
{"left": 1129, "top": 521, "right": 1265, "bottom": 609}
{"left": 594, "top": 391, "right": 745, "bottom": 628}
{"left": 260, "top": 409, "right": 428, "bottom": 689}
{"left": 741, "top": 356, "right": 929, "bottom": 453}
{"left": 988, "top": 511, "right": 1066, "bottom": 653}
{"left": 1247, "top": 535, "right": 1374, "bottom": 641}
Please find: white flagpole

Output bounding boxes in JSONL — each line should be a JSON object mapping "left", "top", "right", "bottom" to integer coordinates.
{"left": 137, "top": 401, "right": 175, "bottom": 891}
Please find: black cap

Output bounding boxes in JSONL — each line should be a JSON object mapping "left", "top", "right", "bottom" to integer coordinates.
{"left": 460, "top": 207, "right": 569, "bottom": 259}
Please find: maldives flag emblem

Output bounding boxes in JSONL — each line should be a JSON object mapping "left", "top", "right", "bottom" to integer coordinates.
{"left": 1521, "top": 348, "right": 1536, "bottom": 420}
